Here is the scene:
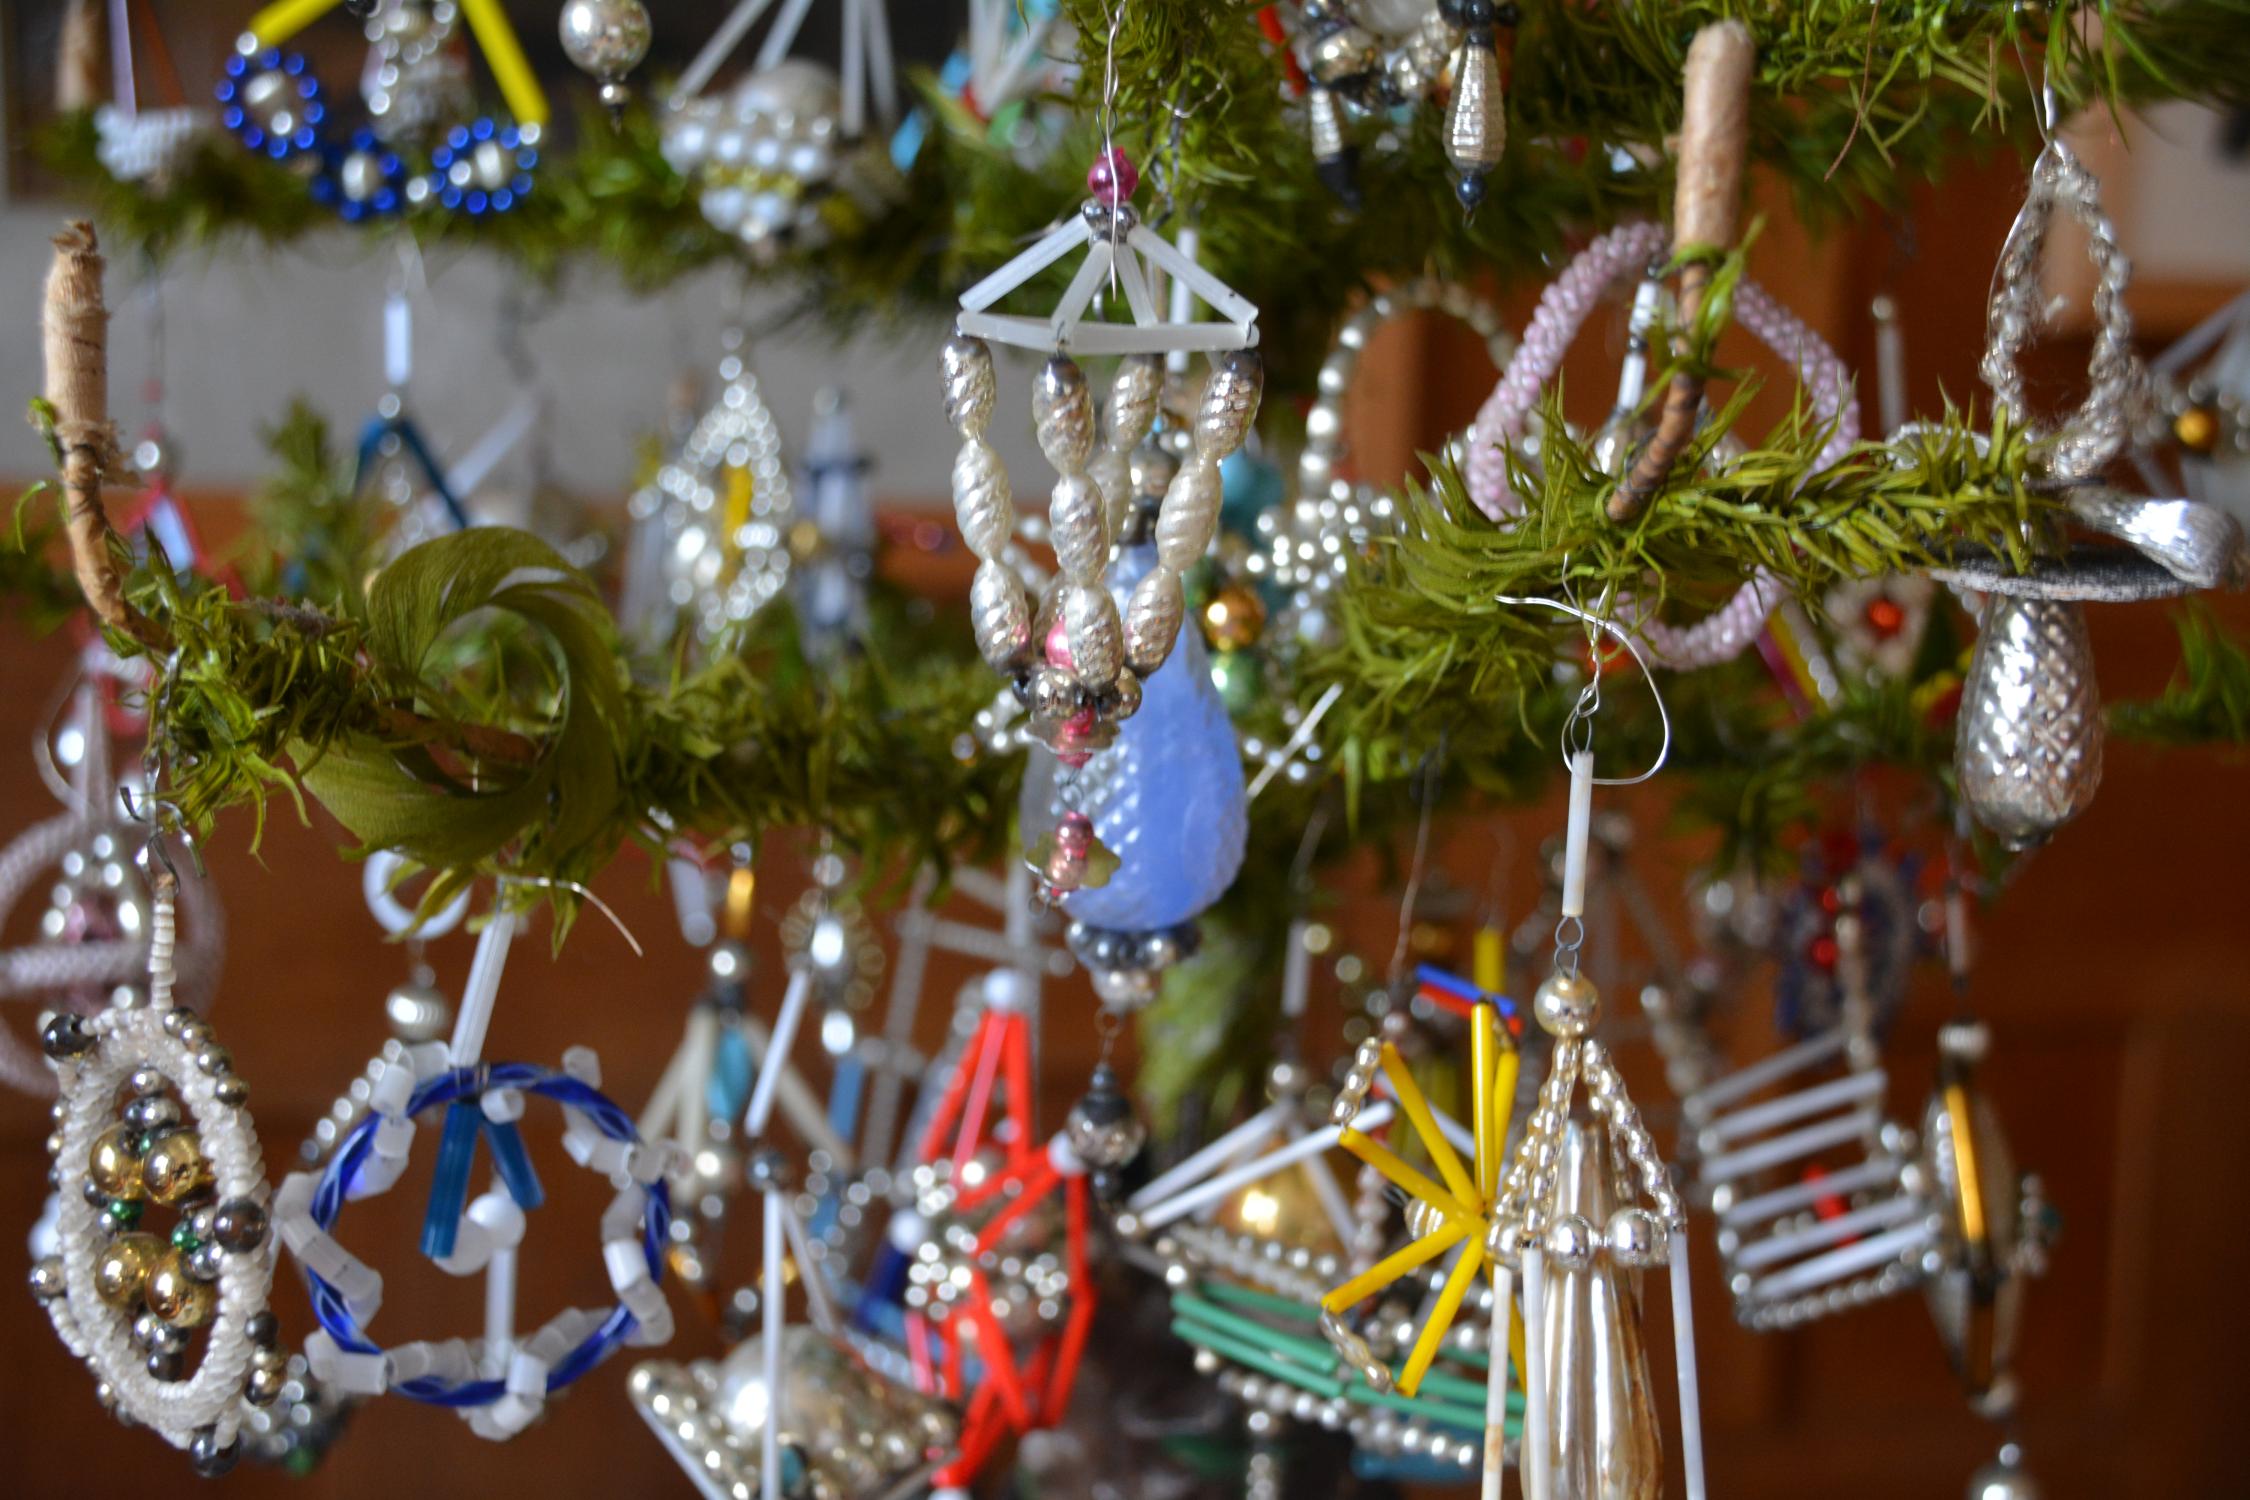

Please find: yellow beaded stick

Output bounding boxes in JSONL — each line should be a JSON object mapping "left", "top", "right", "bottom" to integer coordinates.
{"left": 1319, "top": 1000, "right": 1526, "bottom": 1397}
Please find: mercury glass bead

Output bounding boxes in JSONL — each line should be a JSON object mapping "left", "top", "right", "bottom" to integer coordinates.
{"left": 195, "top": 1042, "right": 233, "bottom": 1075}
{"left": 94, "top": 1232, "right": 164, "bottom": 1308}
{"left": 951, "top": 438, "right": 1015, "bottom": 559}
{"left": 1607, "top": 1206, "right": 1664, "bottom": 1268}
{"left": 27, "top": 1255, "right": 65, "bottom": 1302}
{"left": 189, "top": 1427, "right": 242, "bottom": 1478}
{"left": 1533, "top": 969, "right": 1601, "bottom": 1039}
{"left": 1033, "top": 357, "right": 1097, "bottom": 473}
{"left": 1109, "top": 669, "right": 1143, "bottom": 722}
{"left": 147, "top": 1249, "right": 216, "bottom": 1329}
{"left": 126, "top": 1066, "right": 168, "bottom": 1097}
{"left": 969, "top": 559, "right": 1034, "bottom": 670}
{"left": 214, "top": 1075, "right": 251, "bottom": 1108}
{"left": 1088, "top": 448, "right": 1133, "bottom": 536}
{"left": 1028, "top": 665, "right": 1080, "bottom": 724}
{"left": 247, "top": 1310, "right": 280, "bottom": 1348}
{"left": 1061, "top": 582, "right": 1124, "bottom": 689}
{"left": 1048, "top": 473, "right": 1108, "bottom": 583}
{"left": 1195, "top": 351, "right": 1264, "bottom": 459}
{"left": 939, "top": 334, "right": 997, "bottom": 436}
{"left": 186, "top": 1240, "right": 227, "bottom": 1282}
{"left": 123, "top": 1094, "right": 181, "bottom": 1134}
{"left": 246, "top": 1355, "right": 288, "bottom": 1407}
{"left": 1445, "top": 30, "right": 1506, "bottom": 207}
{"left": 141, "top": 1128, "right": 214, "bottom": 1206}
{"left": 89, "top": 1123, "right": 148, "bottom": 1201}
{"left": 1155, "top": 458, "right": 1223, "bottom": 574}
{"left": 41, "top": 1012, "right": 94, "bottom": 1058}
{"left": 1304, "top": 20, "right": 1380, "bottom": 87}
{"left": 1124, "top": 567, "right": 1186, "bottom": 677}
{"left": 1955, "top": 595, "right": 2103, "bottom": 849}
{"left": 146, "top": 1348, "right": 186, "bottom": 1382}
{"left": 1107, "top": 355, "right": 1163, "bottom": 451}
{"left": 384, "top": 980, "right": 452, "bottom": 1043}
{"left": 557, "top": 0, "right": 652, "bottom": 83}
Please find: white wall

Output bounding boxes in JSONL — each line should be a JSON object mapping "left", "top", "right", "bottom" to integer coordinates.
{"left": 0, "top": 206, "right": 1043, "bottom": 509}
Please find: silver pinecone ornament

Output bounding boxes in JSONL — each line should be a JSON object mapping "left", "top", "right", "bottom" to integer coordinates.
{"left": 1955, "top": 595, "right": 2104, "bottom": 848}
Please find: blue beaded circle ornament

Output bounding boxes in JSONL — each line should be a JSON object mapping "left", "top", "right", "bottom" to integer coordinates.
{"left": 312, "top": 129, "right": 406, "bottom": 223}
{"left": 216, "top": 50, "right": 327, "bottom": 160}
{"left": 425, "top": 118, "right": 538, "bottom": 215}
{"left": 273, "top": 1046, "right": 675, "bottom": 1441}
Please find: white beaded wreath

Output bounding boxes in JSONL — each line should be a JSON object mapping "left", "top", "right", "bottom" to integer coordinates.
{"left": 41, "top": 994, "right": 275, "bottom": 1453}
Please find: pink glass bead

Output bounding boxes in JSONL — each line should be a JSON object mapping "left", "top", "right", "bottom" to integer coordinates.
{"left": 1056, "top": 812, "right": 1094, "bottom": 854}
{"left": 1045, "top": 615, "right": 1076, "bottom": 671}
{"left": 1088, "top": 148, "right": 1138, "bottom": 206}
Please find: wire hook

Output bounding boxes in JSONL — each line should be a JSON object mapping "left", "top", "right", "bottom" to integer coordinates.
{"left": 1493, "top": 591, "right": 1673, "bottom": 786}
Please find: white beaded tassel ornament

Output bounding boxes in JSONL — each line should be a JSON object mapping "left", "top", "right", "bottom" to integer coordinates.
{"left": 1479, "top": 627, "right": 1704, "bottom": 1500}
{"left": 33, "top": 859, "right": 281, "bottom": 1477}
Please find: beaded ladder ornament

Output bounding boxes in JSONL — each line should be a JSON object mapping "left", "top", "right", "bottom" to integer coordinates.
{"left": 941, "top": 146, "right": 1263, "bottom": 898}
{"left": 32, "top": 848, "right": 279, "bottom": 1477}
{"left": 661, "top": 0, "right": 899, "bottom": 257}
{"left": 1462, "top": 218, "right": 1862, "bottom": 669}
{"left": 223, "top": 0, "right": 548, "bottom": 221}
{"left": 1681, "top": 875, "right": 1937, "bottom": 1330}
{"left": 271, "top": 910, "right": 677, "bottom": 1440}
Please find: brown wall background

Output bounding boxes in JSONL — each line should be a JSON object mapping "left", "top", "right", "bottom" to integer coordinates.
{"left": 2, "top": 144, "right": 2248, "bottom": 1498}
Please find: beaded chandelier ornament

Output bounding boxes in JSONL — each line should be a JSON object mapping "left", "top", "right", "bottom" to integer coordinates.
{"left": 661, "top": 0, "right": 899, "bottom": 257}
{"left": 942, "top": 147, "right": 1262, "bottom": 914}
{"left": 271, "top": 912, "right": 677, "bottom": 1440}
{"left": 32, "top": 856, "right": 280, "bottom": 1477}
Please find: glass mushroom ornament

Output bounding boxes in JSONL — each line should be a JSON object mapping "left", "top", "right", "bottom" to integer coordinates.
{"left": 940, "top": 146, "right": 1264, "bottom": 1005}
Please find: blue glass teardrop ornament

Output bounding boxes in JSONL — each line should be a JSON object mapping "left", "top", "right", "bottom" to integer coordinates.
{"left": 1024, "top": 544, "right": 1248, "bottom": 931}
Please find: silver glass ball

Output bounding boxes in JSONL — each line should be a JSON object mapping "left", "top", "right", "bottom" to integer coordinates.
{"left": 1028, "top": 665, "right": 1079, "bottom": 724}
{"left": 123, "top": 1094, "right": 182, "bottom": 1133}
{"left": 212, "top": 1196, "right": 271, "bottom": 1254}
{"left": 214, "top": 1075, "right": 251, "bottom": 1108}
{"left": 245, "top": 1356, "right": 287, "bottom": 1407}
{"left": 189, "top": 1426, "right": 241, "bottom": 1478}
{"left": 1483, "top": 1217, "right": 1524, "bottom": 1268}
{"left": 1544, "top": 1213, "right": 1597, "bottom": 1271}
{"left": 1532, "top": 968, "right": 1601, "bottom": 1038}
{"left": 384, "top": 981, "right": 452, "bottom": 1042}
{"left": 28, "top": 1256, "right": 65, "bottom": 1302}
{"left": 557, "top": 0, "right": 652, "bottom": 83}
{"left": 126, "top": 1066, "right": 169, "bottom": 1098}
{"left": 1606, "top": 1206, "right": 1664, "bottom": 1268}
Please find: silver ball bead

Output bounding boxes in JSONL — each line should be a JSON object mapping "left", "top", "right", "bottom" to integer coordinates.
{"left": 189, "top": 1427, "right": 241, "bottom": 1478}
{"left": 1606, "top": 1207, "right": 1664, "bottom": 1268}
{"left": 1545, "top": 1213, "right": 1597, "bottom": 1271}
{"left": 123, "top": 1094, "right": 182, "bottom": 1133}
{"left": 557, "top": 0, "right": 651, "bottom": 82}
{"left": 214, "top": 1075, "right": 251, "bottom": 1108}
{"left": 1532, "top": 969, "right": 1601, "bottom": 1038}
{"left": 126, "top": 1066, "right": 168, "bottom": 1098}
{"left": 27, "top": 1256, "right": 65, "bottom": 1302}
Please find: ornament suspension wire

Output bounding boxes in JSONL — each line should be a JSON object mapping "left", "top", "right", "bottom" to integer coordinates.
{"left": 1384, "top": 737, "right": 1445, "bottom": 994}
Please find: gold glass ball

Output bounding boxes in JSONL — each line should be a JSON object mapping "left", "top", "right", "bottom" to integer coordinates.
{"left": 1198, "top": 583, "right": 1267, "bottom": 652}
{"left": 2174, "top": 404, "right": 2220, "bottom": 455}
{"left": 1532, "top": 968, "right": 1601, "bottom": 1038}
{"left": 146, "top": 1249, "right": 215, "bottom": 1329}
{"left": 141, "top": 1129, "right": 214, "bottom": 1206}
{"left": 87, "top": 1123, "right": 147, "bottom": 1202}
{"left": 93, "top": 1232, "right": 164, "bottom": 1308}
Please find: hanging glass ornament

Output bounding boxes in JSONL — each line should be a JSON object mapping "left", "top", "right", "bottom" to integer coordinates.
{"left": 1445, "top": 1, "right": 1507, "bottom": 209}
{"left": 557, "top": 0, "right": 653, "bottom": 114}
{"left": 359, "top": 0, "right": 471, "bottom": 142}
{"left": 1953, "top": 595, "right": 2104, "bottom": 850}
{"left": 34, "top": 864, "right": 277, "bottom": 1476}
{"left": 621, "top": 328, "right": 798, "bottom": 648}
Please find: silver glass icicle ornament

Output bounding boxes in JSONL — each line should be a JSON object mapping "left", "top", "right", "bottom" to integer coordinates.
{"left": 557, "top": 0, "right": 652, "bottom": 115}
{"left": 1954, "top": 595, "right": 2103, "bottom": 850}
{"left": 1446, "top": 2, "right": 1507, "bottom": 209}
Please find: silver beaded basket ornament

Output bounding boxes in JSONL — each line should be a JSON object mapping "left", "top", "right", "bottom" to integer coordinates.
{"left": 32, "top": 875, "right": 277, "bottom": 1471}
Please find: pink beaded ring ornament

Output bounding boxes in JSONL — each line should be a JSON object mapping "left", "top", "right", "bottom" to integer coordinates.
{"left": 1463, "top": 219, "right": 1861, "bottom": 669}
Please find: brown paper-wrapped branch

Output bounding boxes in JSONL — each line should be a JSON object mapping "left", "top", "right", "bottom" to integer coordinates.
{"left": 1609, "top": 21, "right": 1754, "bottom": 525}
{"left": 40, "top": 222, "right": 537, "bottom": 769}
